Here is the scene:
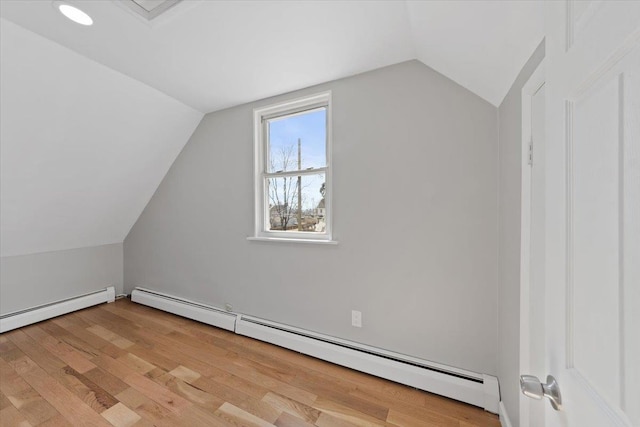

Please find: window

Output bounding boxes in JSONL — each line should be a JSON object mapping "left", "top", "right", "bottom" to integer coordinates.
{"left": 252, "top": 92, "right": 333, "bottom": 242}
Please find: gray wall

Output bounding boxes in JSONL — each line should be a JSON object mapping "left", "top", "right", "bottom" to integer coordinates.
{"left": 0, "top": 243, "right": 123, "bottom": 314}
{"left": 125, "top": 60, "right": 499, "bottom": 375}
{"left": 497, "top": 40, "right": 545, "bottom": 425}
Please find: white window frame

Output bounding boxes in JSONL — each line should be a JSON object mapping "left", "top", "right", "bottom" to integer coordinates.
{"left": 250, "top": 91, "right": 334, "bottom": 244}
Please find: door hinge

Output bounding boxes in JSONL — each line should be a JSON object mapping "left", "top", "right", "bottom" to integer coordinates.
{"left": 528, "top": 138, "right": 533, "bottom": 166}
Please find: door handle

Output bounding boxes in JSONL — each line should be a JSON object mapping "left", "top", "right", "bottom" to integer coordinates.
{"left": 520, "top": 374, "right": 563, "bottom": 410}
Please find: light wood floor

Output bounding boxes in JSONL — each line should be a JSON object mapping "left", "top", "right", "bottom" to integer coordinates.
{"left": 0, "top": 299, "right": 500, "bottom": 427}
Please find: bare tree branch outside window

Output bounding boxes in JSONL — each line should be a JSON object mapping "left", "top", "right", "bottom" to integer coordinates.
{"left": 268, "top": 143, "right": 319, "bottom": 231}
{"left": 268, "top": 145, "right": 297, "bottom": 230}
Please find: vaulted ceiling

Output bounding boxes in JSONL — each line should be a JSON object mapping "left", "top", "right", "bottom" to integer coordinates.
{"left": 0, "top": 0, "right": 544, "bottom": 257}
{"left": 1, "top": 0, "right": 544, "bottom": 111}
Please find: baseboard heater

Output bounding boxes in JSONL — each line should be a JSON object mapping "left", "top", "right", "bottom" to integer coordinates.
{"left": 131, "top": 287, "right": 237, "bottom": 332}
{"left": 130, "top": 287, "right": 499, "bottom": 413}
{"left": 0, "top": 286, "right": 116, "bottom": 333}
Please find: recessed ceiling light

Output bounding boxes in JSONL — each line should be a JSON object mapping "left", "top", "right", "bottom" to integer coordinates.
{"left": 54, "top": 2, "right": 93, "bottom": 26}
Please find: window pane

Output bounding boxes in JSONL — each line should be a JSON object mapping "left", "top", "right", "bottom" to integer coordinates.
{"left": 267, "top": 172, "right": 326, "bottom": 233}
{"left": 267, "top": 108, "right": 326, "bottom": 173}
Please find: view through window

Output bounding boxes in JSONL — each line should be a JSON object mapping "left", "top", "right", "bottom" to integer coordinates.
{"left": 254, "top": 92, "right": 332, "bottom": 240}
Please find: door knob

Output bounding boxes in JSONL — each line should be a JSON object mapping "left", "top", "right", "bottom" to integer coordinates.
{"left": 520, "top": 374, "right": 563, "bottom": 410}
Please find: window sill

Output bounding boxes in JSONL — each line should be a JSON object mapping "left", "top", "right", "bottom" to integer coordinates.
{"left": 247, "top": 236, "right": 338, "bottom": 245}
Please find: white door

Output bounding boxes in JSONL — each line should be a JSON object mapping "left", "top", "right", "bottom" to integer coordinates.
{"left": 542, "top": 1, "right": 640, "bottom": 426}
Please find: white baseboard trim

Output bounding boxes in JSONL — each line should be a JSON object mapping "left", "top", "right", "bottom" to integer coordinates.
{"left": 0, "top": 286, "right": 115, "bottom": 333}
{"left": 130, "top": 287, "right": 237, "bottom": 332}
{"left": 130, "top": 287, "right": 499, "bottom": 413}
{"left": 499, "top": 401, "right": 514, "bottom": 427}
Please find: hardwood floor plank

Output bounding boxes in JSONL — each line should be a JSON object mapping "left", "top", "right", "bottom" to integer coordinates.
{"left": 86, "top": 325, "right": 135, "bottom": 350}
{"left": 37, "top": 414, "right": 73, "bottom": 427}
{"left": 0, "top": 345, "right": 60, "bottom": 425}
{"left": 168, "top": 365, "right": 201, "bottom": 383}
{"left": 51, "top": 365, "right": 119, "bottom": 414}
{"left": 190, "top": 375, "right": 264, "bottom": 412}
{"left": 122, "top": 344, "right": 180, "bottom": 374}
{"left": 0, "top": 389, "right": 12, "bottom": 411}
{"left": 92, "top": 354, "right": 191, "bottom": 416}
{"left": 273, "top": 411, "right": 316, "bottom": 427}
{"left": 261, "top": 391, "right": 320, "bottom": 423}
{"left": 117, "top": 353, "right": 156, "bottom": 375}
{"left": 51, "top": 316, "right": 128, "bottom": 359}
{"left": 215, "top": 402, "right": 276, "bottom": 427}
{"left": 314, "top": 412, "right": 361, "bottom": 427}
{"left": 37, "top": 321, "right": 101, "bottom": 360}
{"left": 386, "top": 407, "right": 459, "bottom": 427}
{"left": 348, "top": 388, "right": 499, "bottom": 427}
{"left": 3, "top": 327, "right": 121, "bottom": 420}
{"left": 208, "top": 356, "right": 318, "bottom": 406}
{"left": 173, "top": 321, "right": 415, "bottom": 418}
{"left": 189, "top": 375, "right": 281, "bottom": 423}
{"left": 312, "top": 397, "right": 394, "bottom": 427}
{"left": 100, "top": 304, "right": 175, "bottom": 335}
{"left": 158, "top": 405, "right": 235, "bottom": 427}
{"left": 4, "top": 330, "right": 67, "bottom": 374}
{"left": 153, "top": 371, "right": 224, "bottom": 410}
{"left": 21, "top": 326, "right": 97, "bottom": 374}
{"left": 125, "top": 329, "right": 220, "bottom": 377}
{"left": 234, "top": 397, "right": 283, "bottom": 425}
{"left": 215, "top": 372, "right": 272, "bottom": 401}
{"left": 78, "top": 307, "right": 153, "bottom": 349}
{"left": 115, "top": 387, "right": 149, "bottom": 410}
{"left": 100, "top": 402, "right": 142, "bottom": 427}
{"left": 126, "top": 323, "right": 315, "bottom": 406}
{"left": 134, "top": 323, "right": 315, "bottom": 416}
{"left": 1, "top": 352, "right": 111, "bottom": 426}
{"left": 130, "top": 418, "right": 156, "bottom": 427}
{"left": 83, "top": 367, "right": 130, "bottom": 397}
{"left": 0, "top": 405, "right": 33, "bottom": 427}
{"left": 125, "top": 397, "right": 174, "bottom": 425}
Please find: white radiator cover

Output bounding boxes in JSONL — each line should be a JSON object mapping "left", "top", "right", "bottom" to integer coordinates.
{"left": 130, "top": 287, "right": 499, "bottom": 413}
{"left": 0, "top": 286, "right": 115, "bottom": 333}
{"left": 131, "top": 287, "right": 237, "bottom": 331}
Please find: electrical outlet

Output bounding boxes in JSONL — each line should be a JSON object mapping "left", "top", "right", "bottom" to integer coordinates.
{"left": 225, "top": 303, "right": 233, "bottom": 312}
{"left": 351, "top": 310, "right": 362, "bottom": 327}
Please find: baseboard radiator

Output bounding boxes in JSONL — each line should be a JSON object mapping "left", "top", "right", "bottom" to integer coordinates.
{"left": 130, "top": 287, "right": 499, "bottom": 413}
{"left": 131, "top": 287, "right": 236, "bottom": 332}
{"left": 0, "top": 286, "right": 116, "bottom": 333}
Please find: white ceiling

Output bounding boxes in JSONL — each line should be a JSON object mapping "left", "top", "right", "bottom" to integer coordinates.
{"left": 407, "top": 0, "right": 544, "bottom": 106}
{"left": 0, "top": 1, "right": 544, "bottom": 257}
{"left": 0, "top": 0, "right": 543, "bottom": 111}
{"left": 0, "top": 19, "right": 202, "bottom": 256}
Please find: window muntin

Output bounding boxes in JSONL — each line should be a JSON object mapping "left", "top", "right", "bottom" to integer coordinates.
{"left": 254, "top": 92, "right": 332, "bottom": 241}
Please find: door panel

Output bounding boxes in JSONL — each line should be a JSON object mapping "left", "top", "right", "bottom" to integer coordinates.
{"left": 563, "top": 45, "right": 639, "bottom": 427}
{"left": 569, "top": 71, "right": 621, "bottom": 406}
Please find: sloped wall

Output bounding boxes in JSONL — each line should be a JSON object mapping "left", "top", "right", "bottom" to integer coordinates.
{"left": 125, "top": 61, "right": 499, "bottom": 375}
{"left": 0, "top": 19, "right": 201, "bottom": 313}
{"left": 0, "top": 19, "right": 202, "bottom": 257}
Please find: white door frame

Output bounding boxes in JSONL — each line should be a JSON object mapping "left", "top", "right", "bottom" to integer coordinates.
{"left": 519, "top": 59, "right": 545, "bottom": 427}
